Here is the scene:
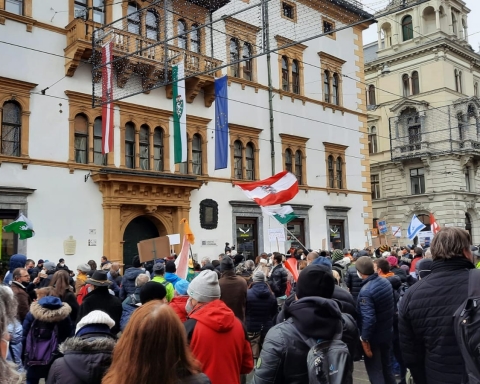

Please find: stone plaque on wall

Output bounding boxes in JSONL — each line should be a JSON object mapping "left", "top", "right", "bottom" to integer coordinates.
{"left": 64, "top": 236, "right": 76, "bottom": 255}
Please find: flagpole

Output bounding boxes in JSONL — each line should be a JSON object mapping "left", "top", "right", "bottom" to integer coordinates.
{"left": 283, "top": 226, "right": 308, "bottom": 252}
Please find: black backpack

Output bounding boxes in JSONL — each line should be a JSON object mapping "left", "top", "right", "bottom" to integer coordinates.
{"left": 453, "top": 268, "right": 480, "bottom": 384}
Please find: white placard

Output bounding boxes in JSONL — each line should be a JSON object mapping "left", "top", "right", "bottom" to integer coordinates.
{"left": 167, "top": 234, "right": 181, "bottom": 245}
{"left": 268, "top": 228, "right": 286, "bottom": 242}
{"left": 392, "top": 226, "right": 402, "bottom": 238}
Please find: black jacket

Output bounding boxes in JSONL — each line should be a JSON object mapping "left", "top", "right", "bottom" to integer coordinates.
{"left": 345, "top": 265, "right": 363, "bottom": 303}
{"left": 268, "top": 264, "right": 287, "bottom": 298}
{"left": 399, "top": 258, "right": 474, "bottom": 384}
{"left": 391, "top": 266, "right": 407, "bottom": 283}
{"left": 245, "top": 282, "right": 277, "bottom": 334}
{"left": 332, "top": 285, "right": 357, "bottom": 320}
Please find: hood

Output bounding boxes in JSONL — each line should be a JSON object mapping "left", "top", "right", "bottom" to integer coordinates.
{"left": 9, "top": 254, "right": 27, "bottom": 272}
{"left": 30, "top": 300, "right": 71, "bottom": 323}
{"left": 123, "top": 268, "right": 143, "bottom": 281}
{"left": 189, "top": 299, "right": 235, "bottom": 333}
{"left": 250, "top": 282, "right": 273, "bottom": 299}
{"left": 386, "top": 274, "right": 402, "bottom": 290}
{"left": 59, "top": 334, "right": 116, "bottom": 354}
{"left": 285, "top": 297, "right": 342, "bottom": 340}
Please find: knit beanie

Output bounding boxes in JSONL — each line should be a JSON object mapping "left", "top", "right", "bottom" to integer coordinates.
{"left": 386, "top": 256, "right": 398, "bottom": 267}
{"left": 175, "top": 279, "right": 189, "bottom": 296}
{"left": 416, "top": 258, "right": 433, "bottom": 279}
{"left": 75, "top": 310, "right": 115, "bottom": 334}
{"left": 311, "top": 256, "right": 333, "bottom": 270}
{"left": 188, "top": 270, "right": 221, "bottom": 303}
{"left": 220, "top": 257, "right": 234, "bottom": 272}
{"left": 252, "top": 270, "right": 266, "bottom": 283}
{"left": 331, "top": 250, "right": 344, "bottom": 263}
{"left": 44, "top": 261, "right": 56, "bottom": 271}
{"left": 355, "top": 256, "right": 374, "bottom": 275}
{"left": 296, "top": 265, "right": 335, "bottom": 299}
{"left": 140, "top": 282, "right": 167, "bottom": 304}
{"left": 77, "top": 263, "right": 91, "bottom": 273}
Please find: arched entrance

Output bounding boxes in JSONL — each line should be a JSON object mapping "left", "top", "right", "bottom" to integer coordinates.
{"left": 123, "top": 216, "right": 164, "bottom": 267}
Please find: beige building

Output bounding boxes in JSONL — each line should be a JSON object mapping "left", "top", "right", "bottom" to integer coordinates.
{"left": 365, "top": 0, "right": 480, "bottom": 244}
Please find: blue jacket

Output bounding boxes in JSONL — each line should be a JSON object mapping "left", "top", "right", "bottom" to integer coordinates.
{"left": 356, "top": 273, "right": 394, "bottom": 344}
{"left": 120, "top": 288, "right": 141, "bottom": 331}
{"left": 119, "top": 268, "right": 144, "bottom": 301}
{"left": 246, "top": 282, "right": 277, "bottom": 334}
{"left": 7, "top": 319, "right": 24, "bottom": 372}
{"left": 165, "top": 272, "right": 181, "bottom": 288}
{"left": 3, "top": 254, "right": 27, "bottom": 286}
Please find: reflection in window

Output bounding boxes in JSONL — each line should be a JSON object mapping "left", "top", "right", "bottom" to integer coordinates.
{"left": 74, "top": 113, "right": 88, "bottom": 164}
{"left": 178, "top": 20, "right": 187, "bottom": 49}
{"left": 5, "top": 0, "right": 23, "bottom": 15}
{"left": 295, "top": 150, "right": 302, "bottom": 184}
{"left": 285, "top": 149, "right": 292, "bottom": 172}
{"left": 153, "top": 127, "right": 163, "bottom": 171}
{"left": 230, "top": 39, "right": 240, "bottom": 78}
{"left": 246, "top": 143, "right": 255, "bottom": 180}
{"left": 282, "top": 56, "right": 289, "bottom": 91}
{"left": 139, "top": 125, "right": 150, "bottom": 170}
{"left": 74, "top": 0, "right": 87, "bottom": 19}
{"left": 234, "top": 140, "right": 243, "bottom": 179}
{"left": 93, "top": 117, "right": 105, "bottom": 165}
{"left": 292, "top": 60, "right": 300, "bottom": 94}
{"left": 192, "top": 134, "right": 202, "bottom": 175}
{"left": 328, "top": 155, "right": 334, "bottom": 188}
{"left": 125, "top": 122, "right": 135, "bottom": 169}
{"left": 190, "top": 25, "right": 200, "bottom": 53}
{"left": 92, "top": 0, "right": 105, "bottom": 24}
{"left": 336, "top": 157, "right": 343, "bottom": 189}
{"left": 127, "top": 3, "right": 140, "bottom": 34}
{"left": 243, "top": 43, "right": 252, "bottom": 81}
{"left": 146, "top": 10, "right": 159, "bottom": 40}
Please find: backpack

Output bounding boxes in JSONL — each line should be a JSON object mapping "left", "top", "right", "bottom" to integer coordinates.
{"left": 453, "top": 268, "right": 480, "bottom": 384}
{"left": 76, "top": 283, "right": 91, "bottom": 305}
{"left": 24, "top": 319, "right": 59, "bottom": 367}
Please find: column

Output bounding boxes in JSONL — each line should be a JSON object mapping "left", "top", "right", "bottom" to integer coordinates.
{"left": 409, "top": 76, "right": 413, "bottom": 96}
{"left": 338, "top": 76, "right": 344, "bottom": 107}
{"left": 329, "top": 71, "right": 334, "bottom": 104}
{"left": 134, "top": 129, "right": 140, "bottom": 169}
{"left": 68, "top": 118, "right": 75, "bottom": 162}
{"left": 149, "top": 130, "right": 154, "bottom": 170}
{"left": 435, "top": 9, "right": 440, "bottom": 31}
{"left": 288, "top": 57, "right": 293, "bottom": 93}
{"left": 88, "top": 122, "right": 94, "bottom": 164}
{"left": 119, "top": 126, "right": 126, "bottom": 167}
{"left": 378, "top": 29, "right": 382, "bottom": 49}
{"left": 242, "top": 143, "right": 247, "bottom": 179}
{"left": 21, "top": 111, "right": 30, "bottom": 158}
{"left": 103, "top": 203, "right": 122, "bottom": 264}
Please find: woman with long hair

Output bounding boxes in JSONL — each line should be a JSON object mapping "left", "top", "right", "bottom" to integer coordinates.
{"left": 102, "top": 301, "right": 210, "bottom": 384}
{"left": 49, "top": 270, "right": 79, "bottom": 323}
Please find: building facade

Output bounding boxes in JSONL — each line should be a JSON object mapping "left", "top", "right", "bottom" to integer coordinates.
{"left": 0, "top": 0, "right": 372, "bottom": 268}
{"left": 365, "top": 0, "right": 480, "bottom": 244}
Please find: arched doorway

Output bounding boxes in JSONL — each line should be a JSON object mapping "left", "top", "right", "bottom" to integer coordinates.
{"left": 123, "top": 216, "right": 162, "bottom": 267}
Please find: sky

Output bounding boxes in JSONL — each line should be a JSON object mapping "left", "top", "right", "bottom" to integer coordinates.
{"left": 362, "top": 0, "right": 480, "bottom": 51}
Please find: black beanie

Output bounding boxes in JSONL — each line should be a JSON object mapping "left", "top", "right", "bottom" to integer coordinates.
{"left": 296, "top": 265, "right": 335, "bottom": 299}
{"left": 139, "top": 282, "right": 167, "bottom": 304}
{"left": 220, "top": 257, "right": 234, "bottom": 272}
{"left": 165, "top": 261, "right": 176, "bottom": 273}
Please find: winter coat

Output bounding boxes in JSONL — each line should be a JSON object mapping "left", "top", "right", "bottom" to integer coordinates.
{"left": 356, "top": 273, "right": 394, "bottom": 345}
{"left": 75, "top": 273, "right": 88, "bottom": 294}
{"left": 410, "top": 256, "right": 423, "bottom": 273}
{"left": 185, "top": 299, "right": 254, "bottom": 384}
{"left": 391, "top": 266, "right": 407, "bottom": 283}
{"left": 268, "top": 264, "right": 287, "bottom": 298}
{"left": 38, "top": 270, "right": 56, "bottom": 288}
{"left": 219, "top": 271, "right": 248, "bottom": 323}
{"left": 119, "top": 268, "right": 144, "bottom": 301}
{"left": 345, "top": 265, "right": 363, "bottom": 303}
{"left": 7, "top": 319, "right": 24, "bottom": 372}
{"left": 398, "top": 258, "right": 474, "bottom": 384}
{"left": 11, "top": 281, "right": 32, "bottom": 323}
{"left": 151, "top": 275, "right": 175, "bottom": 302}
{"left": 332, "top": 285, "right": 357, "bottom": 320}
{"left": 2, "top": 254, "right": 27, "bottom": 286}
{"left": 120, "top": 289, "right": 141, "bottom": 331}
{"left": 170, "top": 295, "right": 189, "bottom": 322}
{"left": 77, "top": 287, "right": 122, "bottom": 335}
{"left": 60, "top": 290, "right": 79, "bottom": 324}
{"left": 245, "top": 282, "right": 277, "bottom": 334}
{"left": 46, "top": 330, "right": 116, "bottom": 384}
{"left": 252, "top": 297, "right": 357, "bottom": 384}
{"left": 165, "top": 272, "right": 182, "bottom": 288}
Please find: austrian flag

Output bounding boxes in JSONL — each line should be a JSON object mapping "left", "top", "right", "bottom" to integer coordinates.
{"left": 101, "top": 40, "right": 114, "bottom": 154}
{"left": 234, "top": 171, "right": 299, "bottom": 206}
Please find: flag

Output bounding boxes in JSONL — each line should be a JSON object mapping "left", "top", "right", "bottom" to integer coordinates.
{"left": 175, "top": 235, "right": 190, "bottom": 279}
{"left": 3, "top": 214, "right": 34, "bottom": 240}
{"left": 180, "top": 218, "right": 195, "bottom": 244}
{"left": 430, "top": 213, "right": 440, "bottom": 235}
{"left": 101, "top": 40, "right": 114, "bottom": 155}
{"left": 407, "top": 214, "right": 426, "bottom": 240}
{"left": 214, "top": 75, "right": 229, "bottom": 170}
{"left": 262, "top": 205, "right": 298, "bottom": 224}
{"left": 234, "top": 171, "right": 299, "bottom": 206}
{"left": 173, "top": 62, "right": 187, "bottom": 164}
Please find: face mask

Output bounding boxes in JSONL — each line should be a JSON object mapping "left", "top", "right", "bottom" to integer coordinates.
{"left": 357, "top": 271, "right": 363, "bottom": 280}
{"left": 60, "top": 264, "right": 64, "bottom": 267}
{"left": 185, "top": 298, "right": 194, "bottom": 314}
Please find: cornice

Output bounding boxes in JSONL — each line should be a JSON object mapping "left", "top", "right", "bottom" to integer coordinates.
{"left": 275, "top": 35, "right": 308, "bottom": 53}
{"left": 229, "top": 124, "right": 263, "bottom": 137}
{"left": 0, "top": 76, "right": 37, "bottom": 92}
{"left": 318, "top": 51, "right": 347, "bottom": 67}
{"left": 323, "top": 142, "right": 349, "bottom": 151}
{"left": 186, "top": 115, "right": 211, "bottom": 126}
{"left": 224, "top": 17, "right": 261, "bottom": 34}
{"left": 279, "top": 133, "right": 309, "bottom": 145}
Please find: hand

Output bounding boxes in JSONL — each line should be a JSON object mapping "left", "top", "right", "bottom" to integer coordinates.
{"left": 361, "top": 340, "right": 373, "bottom": 358}
{"left": 33, "top": 277, "right": 40, "bottom": 285}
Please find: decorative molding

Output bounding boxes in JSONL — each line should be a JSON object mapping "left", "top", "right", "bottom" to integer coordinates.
{"left": 318, "top": 51, "right": 346, "bottom": 71}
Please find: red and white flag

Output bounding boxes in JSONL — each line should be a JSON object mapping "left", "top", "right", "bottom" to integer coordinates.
{"left": 430, "top": 212, "right": 440, "bottom": 235}
{"left": 101, "top": 40, "right": 114, "bottom": 154}
{"left": 234, "top": 171, "right": 299, "bottom": 206}
{"left": 175, "top": 235, "right": 190, "bottom": 279}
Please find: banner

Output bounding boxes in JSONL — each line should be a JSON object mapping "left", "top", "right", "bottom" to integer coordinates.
{"left": 214, "top": 75, "right": 228, "bottom": 170}
{"left": 173, "top": 62, "right": 187, "bottom": 163}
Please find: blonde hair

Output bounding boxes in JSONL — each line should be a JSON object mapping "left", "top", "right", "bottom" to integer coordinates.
{"left": 332, "top": 270, "right": 340, "bottom": 285}
{"left": 36, "top": 287, "right": 55, "bottom": 300}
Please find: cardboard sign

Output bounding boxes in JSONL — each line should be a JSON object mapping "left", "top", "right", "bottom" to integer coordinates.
{"left": 137, "top": 236, "right": 170, "bottom": 262}
{"left": 392, "top": 226, "right": 402, "bottom": 238}
{"left": 268, "top": 228, "right": 286, "bottom": 242}
{"left": 371, "top": 228, "right": 379, "bottom": 237}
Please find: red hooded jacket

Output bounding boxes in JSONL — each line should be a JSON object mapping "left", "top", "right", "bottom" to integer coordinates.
{"left": 170, "top": 296, "right": 188, "bottom": 322}
{"left": 188, "top": 299, "right": 253, "bottom": 384}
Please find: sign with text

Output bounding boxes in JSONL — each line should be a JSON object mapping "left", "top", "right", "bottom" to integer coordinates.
{"left": 268, "top": 228, "right": 286, "bottom": 242}
{"left": 166, "top": 234, "right": 180, "bottom": 245}
{"left": 377, "top": 221, "right": 388, "bottom": 235}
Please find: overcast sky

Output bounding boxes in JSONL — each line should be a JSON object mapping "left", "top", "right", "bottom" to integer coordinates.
{"left": 362, "top": 0, "right": 480, "bottom": 51}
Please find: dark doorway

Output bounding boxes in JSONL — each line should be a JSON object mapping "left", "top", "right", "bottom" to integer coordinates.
{"left": 287, "top": 219, "right": 305, "bottom": 249}
{"left": 123, "top": 216, "right": 159, "bottom": 267}
{"left": 236, "top": 217, "right": 258, "bottom": 261}
{"left": 329, "top": 220, "right": 345, "bottom": 250}
{"left": 0, "top": 209, "right": 19, "bottom": 262}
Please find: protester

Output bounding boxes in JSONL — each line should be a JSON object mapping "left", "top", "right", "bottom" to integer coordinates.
{"left": 107, "top": 262, "right": 122, "bottom": 286}
{"left": 415, "top": 258, "right": 433, "bottom": 280}
{"left": 120, "top": 273, "right": 149, "bottom": 331}
{"left": 56, "top": 258, "right": 69, "bottom": 272}
{"left": 50, "top": 270, "right": 79, "bottom": 323}
{"left": 169, "top": 279, "right": 190, "bottom": 322}
{"left": 75, "top": 263, "right": 91, "bottom": 294}
{"left": 165, "top": 260, "right": 182, "bottom": 288}
{"left": 409, "top": 247, "right": 424, "bottom": 277}
{"left": 345, "top": 250, "right": 368, "bottom": 303}
{"left": 151, "top": 262, "right": 174, "bottom": 302}
{"left": 219, "top": 257, "right": 247, "bottom": 322}
{"left": 46, "top": 311, "right": 116, "bottom": 384}
{"left": 2, "top": 254, "right": 27, "bottom": 286}
{"left": 387, "top": 255, "right": 407, "bottom": 282}
{"left": 87, "top": 260, "right": 97, "bottom": 274}
{"left": 119, "top": 256, "right": 144, "bottom": 301}
{"left": 200, "top": 257, "right": 211, "bottom": 268}
{"left": 30, "top": 259, "right": 44, "bottom": 280}
{"left": 100, "top": 256, "right": 109, "bottom": 268}
{"left": 26, "top": 259, "right": 35, "bottom": 276}
{"left": 267, "top": 253, "right": 287, "bottom": 300}
{"left": 11, "top": 267, "right": 33, "bottom": 323}
{"left": 37, "top": 261, "right": 57, "bottom": 288}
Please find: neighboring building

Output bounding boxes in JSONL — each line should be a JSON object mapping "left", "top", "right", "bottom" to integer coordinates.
{"left": 366, "top": 0, "right": 480, "bottom": 244}
{"left": 0, "top": 0, "right": 373, "bottom": 267}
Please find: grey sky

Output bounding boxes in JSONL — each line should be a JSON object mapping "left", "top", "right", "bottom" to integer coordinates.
{"left": 362, "top": 0, "right": 480, "bottom": 51}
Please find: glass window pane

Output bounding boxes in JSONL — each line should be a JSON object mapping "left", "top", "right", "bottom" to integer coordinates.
{"left": 154, "top": 128, "right": 163, "bottom": 144}
{"left": 2, "top": 102, "right": 21, "bottom": 124}
{"left": 126, "top": 124, "right": 135, "bottom": 141}
{"left": 5, "top": 0, "right": 23, "bottom": 15}
{"left": 94, "top": 117, "right": 102, "bottom": 136}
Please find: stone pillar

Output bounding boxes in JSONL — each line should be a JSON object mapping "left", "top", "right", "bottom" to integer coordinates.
{"left": 378, "top": 30, "right": 382, "bottom": 48}
{"left": 103, "top": 203, "right": 122, "bottom": 264}
{"left": 134, "top": 129, "right": 140, "bottom": 169}
{"left": 435, "top": 9, "right": 440, "bottom": 30}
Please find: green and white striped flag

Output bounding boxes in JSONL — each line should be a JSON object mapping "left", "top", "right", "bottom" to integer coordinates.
{"left": 262, "top": 205, "right": 298, "bottom": 225}
{"left": 172, "top": 62, "right": 187, "bottom": 164}
{"left": 3, "top": 214, "right": 35, "bottom": 240}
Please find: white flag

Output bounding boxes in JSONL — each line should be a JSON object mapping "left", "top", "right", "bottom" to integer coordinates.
{"left": 407, "top": 214, "right": 426, "bottom": 240}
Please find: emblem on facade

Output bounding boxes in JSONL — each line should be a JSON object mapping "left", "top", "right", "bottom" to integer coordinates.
{"left": 176, "top": 94, "right": 184, "bottom": 119}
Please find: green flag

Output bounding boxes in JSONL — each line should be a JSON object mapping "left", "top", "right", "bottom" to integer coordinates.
{"left": 3, "top": 214, "right": 34, "bottom": 240}
{"left": 262, "top": 205, "right": 298, "bottom": 225}
{"left": 172, "top": 62, "right": 187, "bottom": 164}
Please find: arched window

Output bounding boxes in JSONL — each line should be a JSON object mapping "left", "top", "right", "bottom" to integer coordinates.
{"left": 324, "top": 70, "right": 330, "bottom": 103}
{"left": 125, "top": 122, "right": 135, "bottom": 169}
{"left": 457, "top": 113, "right": 465, "bottom": 147}
{"left": 294, "top": 150, "right": 302, "bottom": 184}
{"left": 92, "top": 0, "right": 105, "bottom": 24}
{"left": 402, "top": 15, "right": 413, "bottom": 41}
{"left": 1, "top": 101, "right": 22, "bottom": 157}
{"left": 402, "top": 107, "right": 421, "bottom": 150}
{"left": 74, "top": 113, "right": 88, "bottom": 164}
{"left": 332, "top": 73, "right": 339, "bottom": 105}
{"left": 475, "top": 82, "right": 478, "bottom": 97}
{"left": 368, "top": 85, "right": 376, "bottom": 106}
{"left": 336, "top": 157, "right": 343, "bottom": 189}
{"left": 74, "top": 0, "right": 87, "bottom": 19}
{"left": 127, "top": 2, "right": 140, "bottom": 34}
{"left": 458, "top": 71, "right": 463, "bottom": 93}
{"left": 242, "top": 43, "right": 252, "bottom": 81}
{"left": 190, "top": 24, "right": 200, "bottom": 53}
{"left": 368, "top": 126, "right": 378, "bottom": 154}
{"left": 328, "top": 155, "right": 335, "bottom": 188}
{"left": 139, "top": 125, "right": 150, "bottom": 170}
{"left": 178, "top": 20, "right": 187, "bottom": 49}
{"left": 153, "top": 127, "right": 163, "bottom": 171}
{"left": 5, "top": 0, "right": 23, "bottom": 15}
{"left": 285, "top": 149, "right": 293, "bottom": 172}
{"left": 402, "top": 74, "right": 410, "bottom": 97}
{"left": 93, "top": 117, "right": 105, "bottom": 165}
{"left": 230, "top": 38, "right": 240, "bottom": 78}
{"left": 145, "top": 10, "right": 159, "bottom": 40}
{"left": 292, "top": 60, "right": 300, "bottom": 94}
{"left": 234, "top": 140, "right": 243, "bottom": 179}
{"left": 192, "top": 134, "right": 202, "bottom": 175}
{"left": 281, "top": 56, "right": 289, "bottom": 91}
{"left": 411, "top": 71, "right": 420, "bottom": 95}
{"left": 246, "top": 142, "right": 255, "bottom": 180}
{"left": 452, "top": 12, "right": 457, "bottom": 35}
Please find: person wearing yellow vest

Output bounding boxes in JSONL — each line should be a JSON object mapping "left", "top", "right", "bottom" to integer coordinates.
{"left": 151, "top": 262, "right": 174, "bottom": 302}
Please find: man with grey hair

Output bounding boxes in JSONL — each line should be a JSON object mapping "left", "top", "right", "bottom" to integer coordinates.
{"left": 120, "top": 273, "right": 150, "bottom": 331}
{"left": 201, "top": 257, "right": 211, "bottom": 267}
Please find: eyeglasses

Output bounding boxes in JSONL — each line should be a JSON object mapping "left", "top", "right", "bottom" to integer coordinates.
{"left": 20, "top": 275, "right": 30, "bottom": 278}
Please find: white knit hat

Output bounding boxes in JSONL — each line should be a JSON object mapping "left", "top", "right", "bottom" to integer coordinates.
{"left": 188, "top": 270, "right": 221, "bottom": 303}
{"left": 75, "top": 310, "right": 115, "bottom": 334}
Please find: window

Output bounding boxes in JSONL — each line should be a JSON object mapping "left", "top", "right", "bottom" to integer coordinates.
{"left": 74, "top": 0, "right": 87, "bottom": 19}
{"left": 285, "top": 149, "right": 293, "bottom": 172}
{"left": 368, "top": 126, "right": 378, "bottom": 154}
{"left": 402, "top": 74, "right": 410, "bottom": 97}
{"left": 328, "top": 155, "right": 335, "bottom": 188}
{"left": 74, "top": 113, "right": 88, "bottom": 164}
{"left": 458, "top": 113, "right": 465, "bottom": 147}
{"left": 324, "top": 71, "right": 330, "bottom": 103}
{"left": 455, "top": 70, "right": 463, "bottom": 93}
{"left": 93, "top": 117, "right": 105, "bottom": 165}
{"left": 294, "top": 150, "right": 302, "bottom": 184}
{"left": 323, "top": 20, "right": 334, "bottom": 35}
{"left": 408, "top": 120, "right": 421, "bottom": 150}
{"left": 178, "top": 20, "right": 187, "bottom": 49}
{"left": 282, "top": 56, "right": 289, "bottom": 91}
{"left": 145, "top": 10, "right": 159, "bottom": 40}
{"left": 336, "top": 157, "right": 343, "bottom": 189}
{"left": 332, "top": 73, "right": 339, "bottom": 105}
{"left": 465, "top": 166, "right": 471, "bottom": 192}
{"left": 475, "top": 82, "right": 478, "bottom": 97}
{"left": 92, "top": 0, "right": 105, "bottom": 24}
{"left": 1, "top": 101, "right": 21, "bottom": 157}
{"left": 282, "top": 2, "right": 294, "bottom": 20}
{"left": 246, "top": 143, "right": 255, "bottom": 180}
{"left": 234, "top": 140, "right": 243, "bottom": 179}
{"left": 292, "top": 60, "right": 300, "bottom": 94}
{"left": 411, "top": 71, "right": 419, "bottom": 95}
{"left": 410, "top": 168, "right": 425, "bottom": 194}
{"left": 190, "top": 25, "right": 200, "bottom": 53}
{"left": 153, "top": 127, "right": 163, "bottom": 171}
{"left": 230, "top": 39, "right": 240, "bottom": 78}
{"left": 192, "top": 134, "right": 202, "bottom": 175}
{"left": 125, "top": 122, "right": 135, "bottom": 169}
{"left": 368, "top": 85, "right": 376, "bottom": 106}
{"left": 324, "top": 142, "right": 348, "bottom": 190}
{"left": 402, "top": 15, "right": 413, "bottom": 41}
{"left": 452, "top": 12, "right": 457, "bottom": 35}
{"left": 242, "top": 43, "right": 252, "bottom": 81}
{"left": 5, "top": 0, "right": 23, "bottom": 15}
{"left": 139, "top": 125, "right": 150, "bottom": 170}
{"left": 127, "top": 3, "right": 140, "bottom": 34}
{"left": 371, "top": 174, "right": 380, "bottom": 199}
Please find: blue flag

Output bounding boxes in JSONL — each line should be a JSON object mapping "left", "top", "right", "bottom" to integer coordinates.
{"left": 407, "top": 214, "right": 426, "bottom": 240}
{"left": 214, "top": 76, "right": 228, "bottom": 170}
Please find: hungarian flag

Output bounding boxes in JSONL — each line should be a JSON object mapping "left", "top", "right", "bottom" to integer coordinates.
{"left": 173, "top": 62, "right": 187, "bottom": 164}
{"left": 101, "top": 40, "right": 114, "bottom": 154}
{"left": 3, "top": 214, "right": 34, "bottom": 240}
{"left": 235, "top": 171, "right": 299, "bottom": 206}
{"left": 430, "top": 213, "right": 440, "bottom": 235}
{"left": 262, "top": 205, "right": 298, "bottom": 224}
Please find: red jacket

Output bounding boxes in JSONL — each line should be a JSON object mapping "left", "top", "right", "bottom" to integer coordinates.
{"left": 170, "top": 296, "right": 188, "bottom": 322}
{"left": 410, "top": 256, "right": 423, "bottom": 273}
{"left": 189, "top": 299, "right": 253, "bottom": 384}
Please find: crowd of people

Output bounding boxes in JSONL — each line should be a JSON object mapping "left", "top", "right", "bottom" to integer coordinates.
{"left": 0, "top": 226, "right": 479, "bottom": 384}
